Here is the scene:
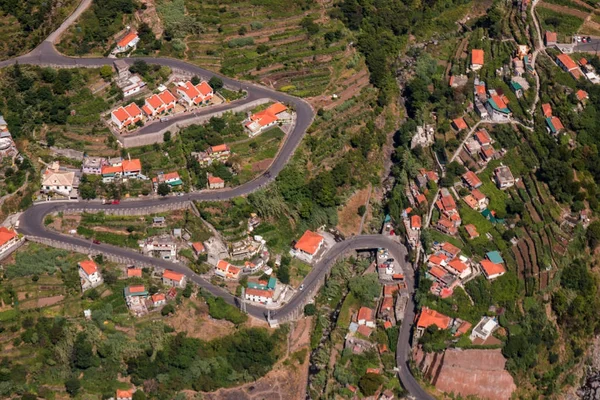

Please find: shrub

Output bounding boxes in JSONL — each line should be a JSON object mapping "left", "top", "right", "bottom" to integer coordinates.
{"left": 161, "top": 304, "right": 175, "bottom": 316}
{"left": 304, "top": 304, "right": 316, "bottom": 316}
{"left": 228, "top": 37, "right": 255, "bottom": 48}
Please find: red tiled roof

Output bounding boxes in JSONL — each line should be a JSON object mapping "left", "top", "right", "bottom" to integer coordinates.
{"left": 366, "top": 368, "right": 381, "bottom": 374}
{"left": 192, "top": 242, "right": 205, "bottom": 253}
{"left": 196, "top": 81, "right": 213, "bottom": 96}
{"left": 549, "top": 116, "right": 564, "bottom": 131}
{"left": 179, "top": 81, "right": 200, "bottom": 99}
{"left": 474, "top": 130, "right": 491, "bottom": 145}
{"left": 411, "top": 214, "right": 422, "bottom": 229}
{"left": 266, "top": 102, "right": 287, "bottom": 115}
{"left": 124, "top": 103, "right": 142, "bottom": 118}
{"left": 358, "top": 306, "right": 374, "bottom": 322}
{"left": 159, "top": 89, "right": 177, "bottom": 104}
{"left": 381, "top": 297, "right": 394, "bottom": 311}
{"left": 142, "top": 105, "right": 153, "bottom": 116}
{"left": 112, "top": 107, "right": 130, "bottom": 123}
{"left": 471, "top": 189, "right": 486, "bottom": 201}
{"left": 116, "top": 389, "right": 133, "bottom": 399}
{"left": 127, "top": 268, "right": 142, "bottom": 277}
{"left": 441, "top": 242, "right": 460, "bottom": 257}
{"left": 416, "top": 193, "right": 427, "bottom": 204}
{"left": 580, "top": 58, "right": 588, "bottom": 66}
{"left": 471, "top": 49, "right": 484, "bottom": 65}
{"left": 576, "top": 90, "right": 589, "bottom": 101}
{"left": 428, "top": 254, "right": 447, "bottom": 266}
{"left": 429, "top": 265, "right": 447, "bottom": 280}
{"left": 129, "top": 285, "right": 145, "bottom": 293}
{"left": 463, "top": 171, "right": 482, "bottom": 188}
{"left": 545, "top": 31, "right": 557, "bottom": 43}
{"left": 122, "top": 159, "right": 141, "bottom": 172}
{"left": 146, "top": 94, "right": 163, "bottom": 110}
{"left": 480, "top": 260, "right": 506, "bottom": 277}
{"left": 152, "top": 293, "right": 166, "bottom": 303}
{"left": 463, "top": 195, "right": 477, "bottom": 209}
{"left": 163, "top": 269, "right": 184, "bottom": 282}
{"left": 357, "top": 325, "right": 372, "bottom": 337}
{"left": 383, "top": 284, "right": 400, "bottom": 297}
{"left": 453, "top": 117, "right": 468, "bottom": 130}
{"left": 455, "top": 321, "right": 472, "bottom": 336}
{"left": 79, "top": 260, "right": 97, "bottom": 275}
{"left": 465, "top": 224, "right": 479, "bottom": 238}
{"left": 438, "top": 194, "right": 457, "bottom": 212}
{"left": 383, "top": 321, "right": 393, "bottom": 329}
{"left": 294, "top": 230, "right": 324, "bottom": 255}
{"left": 0, "top": 227, "right": 17, "bottom": 247}
{"left": 210, "top": 144, "right": 229, "bottom": 153}
{"left": 417, "top": 307, "right": 451, "bottom": 330}
{"left": 491, "top": 94, "right": 508, "bottom": 110}
{"left": 208, "top": 175, "right": 224, "bottom": 184}
{"left": 557, "top": 54, "right": 578, "bottom": 71}
{"left": 447, "top": 258, "right": 468, "bottom": 273}
{"left": 246, "top": 287, "right": 273, "bottom": 298}
{"left": 250, "top": 109, "right": 278, "bottom": 127}
{"left": 117, "top": 32, "right": 138, "bottom": 48}
{"left": 162, "top": 171, "right": 180, "bottom": 181}
{"left": 101, "top": 165, "right": 122, "bottom": 175}
{"left": 542, "top": 103, "right": 553, "bottom": 117}
{"left": 475, "top": 84, "right": 486, "bottom": 95}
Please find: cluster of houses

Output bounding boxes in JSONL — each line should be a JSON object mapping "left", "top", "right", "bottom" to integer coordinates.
{"left": 244, "top": 102, "right": 290, "bottom": 137}
{"left": 80, "top": 156, "right": 146, "bottom": 185}
{"left": 425, "top": 241, "right": 506, "bottom": 298}
{"left": 123, "top": 269, "right": 185, "bottom": 317}
{"left": 192, "top": 144, "right": 231, "bottom": 167}
{"left": 545, "top": 31, "right": 600, "bottom": 84}
{"left": 463, "top": 128, "right": 500, "bottom": 167}
{"left": 213, "top": 256, "right": 277, "bottom": 305}
{"left": 110, "top": 80, "right": 214, "bottom": 131}
{"left": 416, "top": 306, "right": 501, "bottom": 345}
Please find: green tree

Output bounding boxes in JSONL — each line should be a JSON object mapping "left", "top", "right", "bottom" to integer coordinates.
{"left": 73, "top": 333, "right": 94, "bottom": 369}
{"left": 191, "top": 75, "right": 200, "bottom": 85}
{"left": 358, "top": 373, "right": 384, "bottom": 396}
{"left": 358, "top": 205, "right": 367, "bottom": 216}
{"left": 348, "top": 274, "right": 380, "bottom": 305}
{"left": 133, "top": 391, "right": 147, "bottom": 400}
{"left": 209, "top": 76, "right": 224, "bottom": 91}
{"left": 157, "top": 183, "right": 171, "bottom": 196}
{"left": 304, "top": 304, "right": 316, "bottom": 316}
{"left": 65, "top": 377, "right": 81, "bottom": 397}
{"left": 161, "top": 303, "right": 175, "bottom": 316}
{"left": 586, "top": 221, "right": 600, "bottom": 249}
{"left": 99, "top": 65, "right": 113, "bottom": 80}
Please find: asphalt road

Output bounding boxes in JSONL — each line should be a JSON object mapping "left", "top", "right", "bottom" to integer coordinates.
{"left": 2, "top": 31, "right": 434, "bottom": 398}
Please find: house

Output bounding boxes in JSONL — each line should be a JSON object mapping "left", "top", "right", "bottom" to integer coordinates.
{"left": 462, "top": 170, "right": 482, "bottom": 189}
{"left": 122, "top": 159, "right": 142, "bottom": 178}
{"left": 465, "top": 224, "right": 479, "bottom": 239}
{"left": 556, "top": 54, "right": 584, "bottom": 80}
{"left": 79, "top": 260, "right": 101, "bottom": 284}
{"left": 124, "top": 285, "right": 148, "bottom": 297}
{"left": 494, "top": 165, "right": 515, "bottom": 189}
{"left": 545, "top": 116, "right": 564, "bottom": 135}
{"left": 474, "top": 82, "right": 487, "bottom": 101}
{"left": 41, "top": 167, "right": 76, "bottom": 198}
{"left": 141, "top": 236, "right": 177, "bottom": 260}
{"left": 486, "top": 250, "right": 504, "bottom": 264}
{"left": 470, "top": 317, "right": 499, "bottom": 341}
{"left": 151, "top": 293, "right": 167, "bottom": 307}
{"left": 82, "top": 157, "right": 106, "bottom": 175}
{"left": 101, "top": 165, "right": 123, "bottom": 183}
{"left": 192, "top": 242, "right": 205, "bottom": 255}
{"left": 479, "top": 144, "right": 496, "bottom": 162}
{"left": 471, "top": 189, "right": 488, "bottom": 210}
{"left": 486, "top": 94, "right": 512, "bottom": 122}
{"left": 463, "top": 194, "right": 478, "bottom": 210}
{"left": 480, "top": 260, "right": 506, "bottom": 280}
{"left": 291, "top": 230, "right": 325, "bottom": 262}
{"left": 116, "top": 31, "right": 139, "bottom": 52}
{"left": 0, "top": 227, "right": 18, "bottom": 257}
{"left": 410, "top": 215, "right": 422, "bottom": 230}
{"left": 215, "top": 260, "right": 241, "bottom": 280}
{"left": 116, "top": 389, "right": 134, "bottom": 400}
{"left": 207, "top": 144, "right": 230, "bottom": 160}
{"left": 576, "top": 89, "right": 589, "bottom": 103}
{"left": 416, "top": 307, "right": 452, "bottom": 337}
{"left": 436, "top": 216, "right": 458, "bottom": 236}
{"left": 153, "top": 171, "right": 183, "bottom": 187}
{"left": 452, "top": 117, "right": 468, "bottom": 131}
{"left": 544, "top": 31, "right": 557, "bottom": 46}
{"left": 111, "top": 103, "right": 143, "bottom": 129}
{"left": 176, "top": 81, "right": 213, "bottom": 106}
{"left": 207, "top": 175, "right": 225, "bottom": 189}
{"left": 142, "top": 90, "right": 177, "bottom": 117}
{"left": 474, "top": 130, "right": 492, "bottom": 146}
{"left": 245, "top": 287, "right": 273, "bottom": 304}
{"left": 162, "top": 269, "right": 186, "bottom": 287}
{"left": 114, "top": 60, "right": 130, "bottom": 80}
{"left": 439, "top": 242, "right": 461, "bottom": 259}
{"left": 357, "top": 307, "right": 376, "bottom": 328}
{"left": 541, "top": 103, "right": 553, "bottom": 118}
{"left": 471, "top": 49, "right": 485, "bottom": 71}
{"left": 121, "top": 75, "right": 145, "bottom": 97}
{"left": 435, "top": 190, "right": 459, "bottom": 217}
{"left": 446, "top": 258, "right": 471, "bottom": 279}
{"left": 245, "top": 103, "right": 289, "bottom": 136}
{"left": 127, "top": 267, "right": 142, "bottom": 278}
{"left": 510, "top": 80, "right": 524, "bottom": 98}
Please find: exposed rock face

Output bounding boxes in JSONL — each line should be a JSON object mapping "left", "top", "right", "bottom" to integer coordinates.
{"left": 576, "top": 336, "right": 600, "bottom": 400}
{"left": 414, "top": 347, "right": 516, "bottom": 400}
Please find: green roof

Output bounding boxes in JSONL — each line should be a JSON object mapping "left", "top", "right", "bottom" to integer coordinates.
{"left": 545, "top": 117, "right": 558, "bottom": 134}
{"left": 167, "top": 179, "right": 183, "bottom": 186}
{"left": 486, "top": 251, "right": 504, "bottom": 264}
{"left": 268, "top": 277, "right": 277, "bottom": 290}
{"left": 510, "top": 81, "right": 523, "bottom": 91}
{"left": 487, "top": 98, "right": 510, "bottom": 114}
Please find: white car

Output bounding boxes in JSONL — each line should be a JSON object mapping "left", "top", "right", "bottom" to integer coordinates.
{"left": 299, "top": 284, "right": 305, "bottom": 291}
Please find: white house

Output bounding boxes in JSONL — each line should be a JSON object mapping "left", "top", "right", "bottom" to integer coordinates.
{"left": 41, "top": 163, "right": 76, "bottom": 198}
{"left": 470, "top": 317, "right": 499, "bottom": 341}
{"left": 78, "top": 260, "right": 101, "bottom": 284}
{"left": 142, "top": 236, "right": 178, "bottom": 260}
{"left": 82, "top": 157, "right": 106, "bottom": 175}
{"left": 290, "top": 230, "right": 325, "bottom": 263}
{"left": 162, "top": 269, "right": 186, "bottom": 288}
{"left": 176, "top": 81, "right": 213, "bottom": 107}
{"left": 111, "top": 103, "right": 143, "bottom": 130}
{"left": 485, "top": 95, "right": 512, "bottom": 122}
{"left": 0, "top": 227, "right": 19, "bottom": 257}
{"left": 151, "top": 293, "right": 167, "bottom": 307}
{"left": 245, "top": 287, "right": 273, "bottom": 304}
{"left": 142, "top": 90, "right": 177, "bottom": 117}
{"left": 244, "top": 103, "right": 288, "bottom": 137}
{"left": 115, "top": 31, "right": 139, "bottom": 52}
{"left": 215, "top": 260, "right": 241, "bottom": 280}
{"left": 207, "top": 175, "right": 225, "bottom": 189}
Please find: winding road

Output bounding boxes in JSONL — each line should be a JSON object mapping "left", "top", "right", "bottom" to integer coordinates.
{"left": 1, "top": 5, "right": 434, "bottom": 399}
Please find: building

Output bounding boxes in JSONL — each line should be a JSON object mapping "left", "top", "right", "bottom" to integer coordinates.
{"left": 207, "top": 175, "right": 225, "bottom": 189}
{"left": 116, "top": 389, "right": 134, "bottom": 400}
{"left": 291, "top": 230, "right": 325, "bottom": 262}
{"left": 215, "top": 260, "right": 241, "bottom": 280}
{"left": 245, "top": 287, "right": 273, "bottom": 304}
{"left": 416, "top": 307, "right": 452, "bottom": 337}
{"left": 541, "top": 103, "right": 552, "bottom": 117}
{"left": 122, "top": 159, "right": 142, "bottom": 178}
{"left": 470, "top": 317, "right": 499, "bottom": 341}
{"left": 141, "top": 236, "right": 177, "bottom": 260}
{"left": 556, "top": 54, "right": 583, "bottom": 80}
{"left": 464, "top": 224, "right": 479, "bottom": 239}
{"left": 452, "top": 117, "right": 468, "bottom": 131}
{"left": 114, "top": 60, "right": 130, "bottom": 80}
{"left": 111, "top": 102, "right": 143, "bottom": 130}
{"left": 101, "top": 165, "right": 123, "bottom": 183}
{"left": 151, "top": 293, "right": 167, "bottom": 307}
{"left": 122, "top": 75, "right": 145, "bottom": 97}
{"left": 163, "top": 269, "right": 186, "bottom": 287}
{"left": 42, "top": 168, "right": 76, "bottom": 198}
{"left": 474, "top": 130, "right": 492, "bottom": 146}
{"left": 462, "top": 170, "right": 482, "bottom": 189}
{"left": 176, "top": 80, "right": 213, "bottom": 106}
{"left": 193, "top": 143, "right": 231, "bottom": 167}
{"left": 245, "top": 102, "right": 288, "bottom": 136}
{"left": 410, "top": 215, "right": 422, "bottom": 230}
{"left": 510, "top": 80, "right": 524, "bottom": 98}
{"left": 486, "top": 251, "right": 504, "bottom": 264}
{"left": 576, "top": 89, "right": 589, "bottom": 103}
{"left": 82, "top": 157, "right": 106, "bottom": 175}
{"left": 153, "top": 171, "right": 183, "bottom": 187}
{"left": 0, "top": 227, "right": 19, "bottom": 257}
{"left": 545, "top": 31, "right": 557, "bottom": 46}
{"left": 446, "top": 258, "right": 472, "bottom": 279}
{"left": 116, "top": 31, "right": 139, "bottom": 52}
{"left": 79, "top": 260, "right": 101, "bottom": 284}
{"left": 142, "top": 90, "right": 177, "bottom": 117}
{"left": 480, "top": 260, "right": 506, "bottom": 280}
{"left": 439, "top": 242, "right": 461, "bottom": 259}
{"left": 471, "top": 189, "right": 488, "bottom": 210}
{"left": 486, "top": 94, "right": 512, "bottom": 122}
{"left": 435, "top": 190, "right": 459, "bottom": 217}
{"left": 127, "top": 267, "right": 142, "bottom": 278}
{"left": 471, "top": 49, "right": 485, "bottom": 71}
{"left": 357, "top": 307, "right": 376, "bottom": 328}
{"left": 494, "top": 165, "right": 515, "bottom": 189}
{"left": 545, "top": 116, "right": 564, "bottom": 135}
{"left": 192, "top": 242, "right": 205, "bottom": 255}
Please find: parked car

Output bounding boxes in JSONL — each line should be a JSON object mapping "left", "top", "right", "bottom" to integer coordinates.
{"left": 299, "top": 284, "right": 305, "bottom": 291}
{"left": 112, "top": 199, "right": 120, "bottom": 205}
{"left": 93, "top": 240, "right": 101, "bottom": 245}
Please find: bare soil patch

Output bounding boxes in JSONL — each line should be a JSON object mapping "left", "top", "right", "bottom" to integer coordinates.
{"left": 37, "top": 295, "right": 64, "bottom": 308}
{"left": 252, "top": 158, "right": 273, "bottom": 172}
{"left": 337, "top": 188, "right": 370, "bottom": 237}
{"left": 167, "top": 299, "right": 237, "bottom": 341}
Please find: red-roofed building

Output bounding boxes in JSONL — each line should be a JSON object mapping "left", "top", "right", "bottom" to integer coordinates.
{"left": 245, "top": 287, "right": 273, "bottom": 304}
{"left": 0, "top": 227, "right": 18, "bottom": 256}
{"left": 416, "top": 307, "right": 452, "bottom": 337}
{"left": 480, "top": 260, "right": 506, "bottom": 280}
{"left": 215, "top": 260, "right": 241, "bottom": 280}
{"left": 474, "top": 130, "right": 492, "bottom": 146}
{"left": 192, "top": 242, "right": 205, "bottom": 255}
{"left": 545, "top": 116, "right": 564, "bottom": 135}
{"left": 292, "top": 230, "right": 325, "bottom": 262}
{"left": 245, "top": 103, "right": 288, "bottom": 136}
{"left": 452, "top": 117, "right": 468, "bottom": 131}
{"left": 78, "top": 260, "right": 101, "bottom": 284}
{"left": 383, "top": 284, "right": 400, "bottom": 297}
{"left": 455, "top": 320, "right": 472, "bottom": 337}
{"left": 416, "top": 193, "right": 427, "bottom": 206}
{"left": 116, "top": 389, "right": 134, "bottom": 400}
{"left": 122, "top": 159, "right": 142, "bottom": 177}
{"left": 428, "top": 254, "right": 448, "bottom": 268}
{"left": 116, "top": 32, "right": 139, "bottom": 52}
{"left": 152, "top": 293, "right": 167, "bottom": 307}
{"left": 479, "top": 144, "right": 496, "bottom": 162}
{"left": 162, "top": 269, "right": 186, "bottom": 287}
{"left": 446, "top": 258, "right": 471, "bottom": 279}
{"left": 437, "top": 216, "right": 458, "bottom": 235}
{"left": 436, "top": 191, "right": 459, "bottom": 220}
{"left": 410, "top": 214, "right": 422, "bottom": 230}
{"left": 465, "top": 224, "right": 479, "bottom": 239}
{"left": 463, "top": 170, "right": 482, "bottom": 189}
{"left": 440, "top": 242, "right": 461, "bottom": 259}
{"left": 127, "top": 268, "right": 142, "bottom": 278}
{"left": 486, "top": 94, "right": 512, "bottom": 122}
{"left": 357, "top": 306, "right": 375, "bottom": 328}
{"left": 471, "top": 49, "right": 485, "bottom": 70}
{"left": 545, "top": 31, "right": 557, "bottom": 46}
{"left": 542, "top": 103, "right": 553, "bottom": 117}
{"left": 143, "top": 90, "right": 177, "bottom": 117}
{"left": 384, "top": 321, "right": 393, "bottom": 329}
{"left": 357, "top": 325, "right": 372, "bottom": 337}
{"left": 207, "top": 174, "right": 225, "bottom": 189}
{"left": 111, "top": 102, "right": 144, "bottom": 130}
{"left": 576, "top": 89, "right": 589, "bottom": 102}
{"left": 556, "top": 54, "right": 583, "bottom": 80}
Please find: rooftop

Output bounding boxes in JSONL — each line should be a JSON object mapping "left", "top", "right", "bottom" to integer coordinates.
{"left": 294, "top": 230, "right": 324, "bottom": 255}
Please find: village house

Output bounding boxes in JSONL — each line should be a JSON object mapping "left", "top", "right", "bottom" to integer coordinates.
{"left": 0, "top": 227, "right": 18, "bottom": 257}
{"left": 124, "top": 285, "right": 149, "bottom": 317}
{"left": 379, "top": 296, "right": 395, "bottom": 322}
{"left": 556, "top": 54, "right": 583, "bottom": 80}
{"left": 416, "top": 168, "right": 439, "bottom": 188}
{"left": 191, "top": 143, "right": 233, "bottom": 168}
{"left": 41, "top": 162, "right": 77, "bottom": 198}
{"left": 410, "top": 215, "right": 422, "bottom": 231}
{"left": 78, "top": 260, "right": 103, "bottom": 291}
{"left": 470, "top": 317, "right": 499, "bottom": 342}
{"left": 192, "top": 242, "right": 205, "bottom": 256}
{"left": 416, "top": 307, "right": 452, "bottom": 337}
{"left": 357, "top": 307, "right": 376, "bottom": 328}
{"left": 480, "top": 259, "right": 506, "bottom": 280}
{"left": 436, "top": 189, "right": 459, "bottom": 217}
{"left": 494, "top": 165, "right": 515, "bottom": 189}
{"left": 142, "top": 90, "right": 177, "bottom": 118}
{"left": 290, "top": 230, "right": 325, "bottom": 263}
{"left": 81, "top": 157, "right": 106, "bottom": 175}
{"left": 162, "top": 269, "right": 186, "bottom": 287}
{"left": 510, "top": 80, "right": 524, "bottom": 98}
{"left": 121, "top": 75, "right": 146, "bottom": 97}
{"left": 141, "top": 236, "right": 177, "bottom": 260}
{"left": 151, "top": 293, "right": 167, "bottom": 307}
{"left": 127, "top": 267, "right": 142, "bottom": 278}
{"left": 116, "top": 389, "right": 134, "bottom": 400}
{"left": 542, "top": 103, "right": 553, "bottom": 118}
{"left": 576, "top": 89, "right": 589, "bottom": 104}
{"left": 115, "top": 31, "right": 139, "bottom": 53}
{"left": 486, "top": 94, "right": 512, "bottom": 122}
{"left": 474, "top": 81, "right": 487, "bottom": 102}
{"left": 474, "top": 129, "right": 492, "bottom": 146}
{"left": 215, "top": 260, "right": 241, "bottom": 280}
{"left": 111, "top": 102, "right": 144, "bottom": 130}
{"left": 446, "top": 257, "right": 472, "bottom": 279}
{"left": 452, "top": 117, "right": 468, "bottom": 131}
{"left": 176, "top": 81, "right": 213, "bottom": 107}
{"left": 465, "top": 224, "right": 479, "bottom": 239}
{"left": 462, "top": 170, "right": 482, "bottom": 189}
{"left": 122, "top": 159, "right": 142, "bottom": 179}
{"left": 471, "top": 49, "right": 485, "bottom": 71}
{"left": 545, "top": 116, "right": 564, "bottom": 135}
{"left": 544, "top": 31, "right": 557, "bottom": 46}
{"left": 245, "top": 102, "right": 289, "bottom": 136}
{"left": 101, "top": 158, "right": 143, "bottom": 183}
{"left": 245, "top": 287, "right": 273, "bottom": 304}
{"left": 207, "top": 174, "right": 225, "bottom": 189}
{"left": 153, "top": 171, "right": 182, "bottom": 188}
{"left": 436, "top": 216, "right": 459, "bottom": 236}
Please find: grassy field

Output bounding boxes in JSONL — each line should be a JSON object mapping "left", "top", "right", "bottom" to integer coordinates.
{"left": 536, "top": 6, "right": 585, "bottom": 40}
{"left": 231, "top": 127, "right": 286, "bottom": 183}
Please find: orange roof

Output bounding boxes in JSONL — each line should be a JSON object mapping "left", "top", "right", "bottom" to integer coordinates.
{"left": 474, "top": 130, "right": 491, "bottom": 145}
{"left": 383, "top": 284, "right": 400, "bottom": 297}
{"left": 196, "top": 81, "right": 213, "bottom": 96}
{"left": 453, "top": 117, "right": 468, "bottom": 130}
{"left": 129, "top": 285, "right": 146, "bottom": 293}
{"left": 228, "top": 264, "right": 241, "bottom": 274}
{"left": 366, "top": 368, "right": 380, "bottom": 374}
{"left": 463, "top": 171, "right": 482, "bottom": 187}
{"left": 246, "top": 287, "right": 273, "bottom": 298}
{"left": 417, "top": 307, "right": 451, "bottom": 330}
{"left": 463, "top": 195, "right": 477, "bottom": 209}
{"left": 411, "top": 215, "right": 422, "bottom": 229}
{"left": 112, "top": 107, "right": 130, "bottom": 123}
{"left": 383, "top": 321, "right": 393, "bottom": 329}
{"left": 429, "top": 265, "right": 447, "bottom": 280}
{"left": 471, "top": 189, "right": 486, "bottom": 201}
{"left": 441, "top": 242, "right": 460, "bottom": 257}
{"left": 127, "top": 268, "right": 142, "bottom": 277}
{"left": 122, "top": 159, "right": 141, "bottom": 172}
{"left": 192, "top": 242, "right": 205, "bottom": 253}
{"left": 124, "top": 103, "right": 142, "bottom": 118}
{"left": 491, "top": 94, "right": 508, "bottom": 110}
{"left": 78, "top": 260, "right": 98, "bottom": 275}
{"left": 455, "top": 321, "right": 472, "bottom": 336}
{"left": 416, "top": 193, "right": 427, "bottom": 204}
{"left": 152, "top": 293, "right": 166, "bottom": 303}
{"left": 437, "top": 217, "right": 456, "bottom": 233}
{"left": 447, "top": 259, "right": 468, "bottom": 273}
{"left": 357, "top": 325, "right": 372, "bottom": 337}
{"left": 266, "top": 102, "right": 287, "bottom": 115}
{"left": 357, "top": 306, "right": 374, "bottom": 322}
{"left": 210, "top": 144, "right": 229, "bottom": 153}
{"left": 465, "top": 224, "right": 479, "bottom": 238}
{"left": 475, "top": 84, "right": 486, "bottom": 95}
{"left": 117, "top": 32, "right": 138, "bottom": 48}
{"left": 438, "top": 194, "right": 457, "bottom": 212}
{"left": 378, "top": 343, "right": 388, "bottom": 354}
{"left": 116, "top": 389, "right": 133, "bottom": 398}
{"left": 216, "top": 259, "right": 231, "bottom": 272}
{"left": 549, "top": 116, "right": 564, "bottom": 131}
{"left": 471, "top": 49, "right": 484, "bottom": 65}
{"left": 480, "top": 145, "right": 495, "bottom": 159}
{"left": 392, "top": 273, "right": 404, "bottom": 280}
{"left": 251, "top": 110, "right": 279, "bottom": 127}
{"left": 101, "top": 165, "right": 122, "bottom": 175}
{"left": 146, "top": 94, "right": 163, "bottom": 110}
{"left": 381, "top": 297, "right": 394, "bottom": 310}
{"left": 142, "top": 105, "right": 153, "bottom": 116}
{"left": 580, "top": 58, "right": 588, "bottom": 66}
{"left": 159, "top": 89, "right": 177, "bottom": 104}
{"left": 163, "top": 269, "right": 185, "bottom": 282}
{"left": 0, "top": 227, "right": 17, "bottom": 247}
{"left": 428, "top": 254, "right": 447, "bottom": 266}
{"left": 480, "top": 260, "right": 506, "bottom": 277}
{"left": 179, "top": 81, "right": 200, "bottom": 99}
{"left": 557, "top": 54, "right": 578, "bottom": 71}
{"left": 294, "top": 230, "right": 324, "bottom": 255}
{"left": 545, "top": 31, "right": 557, "bottom": 43}
{"left": 576, "top": 90, "right": 589, "bottom": 101}
{"left": 208, "top": 175, "right": 224, "bottom": 184}
{"left": 162, "top": 171, "right": 180, "bottom": 181}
